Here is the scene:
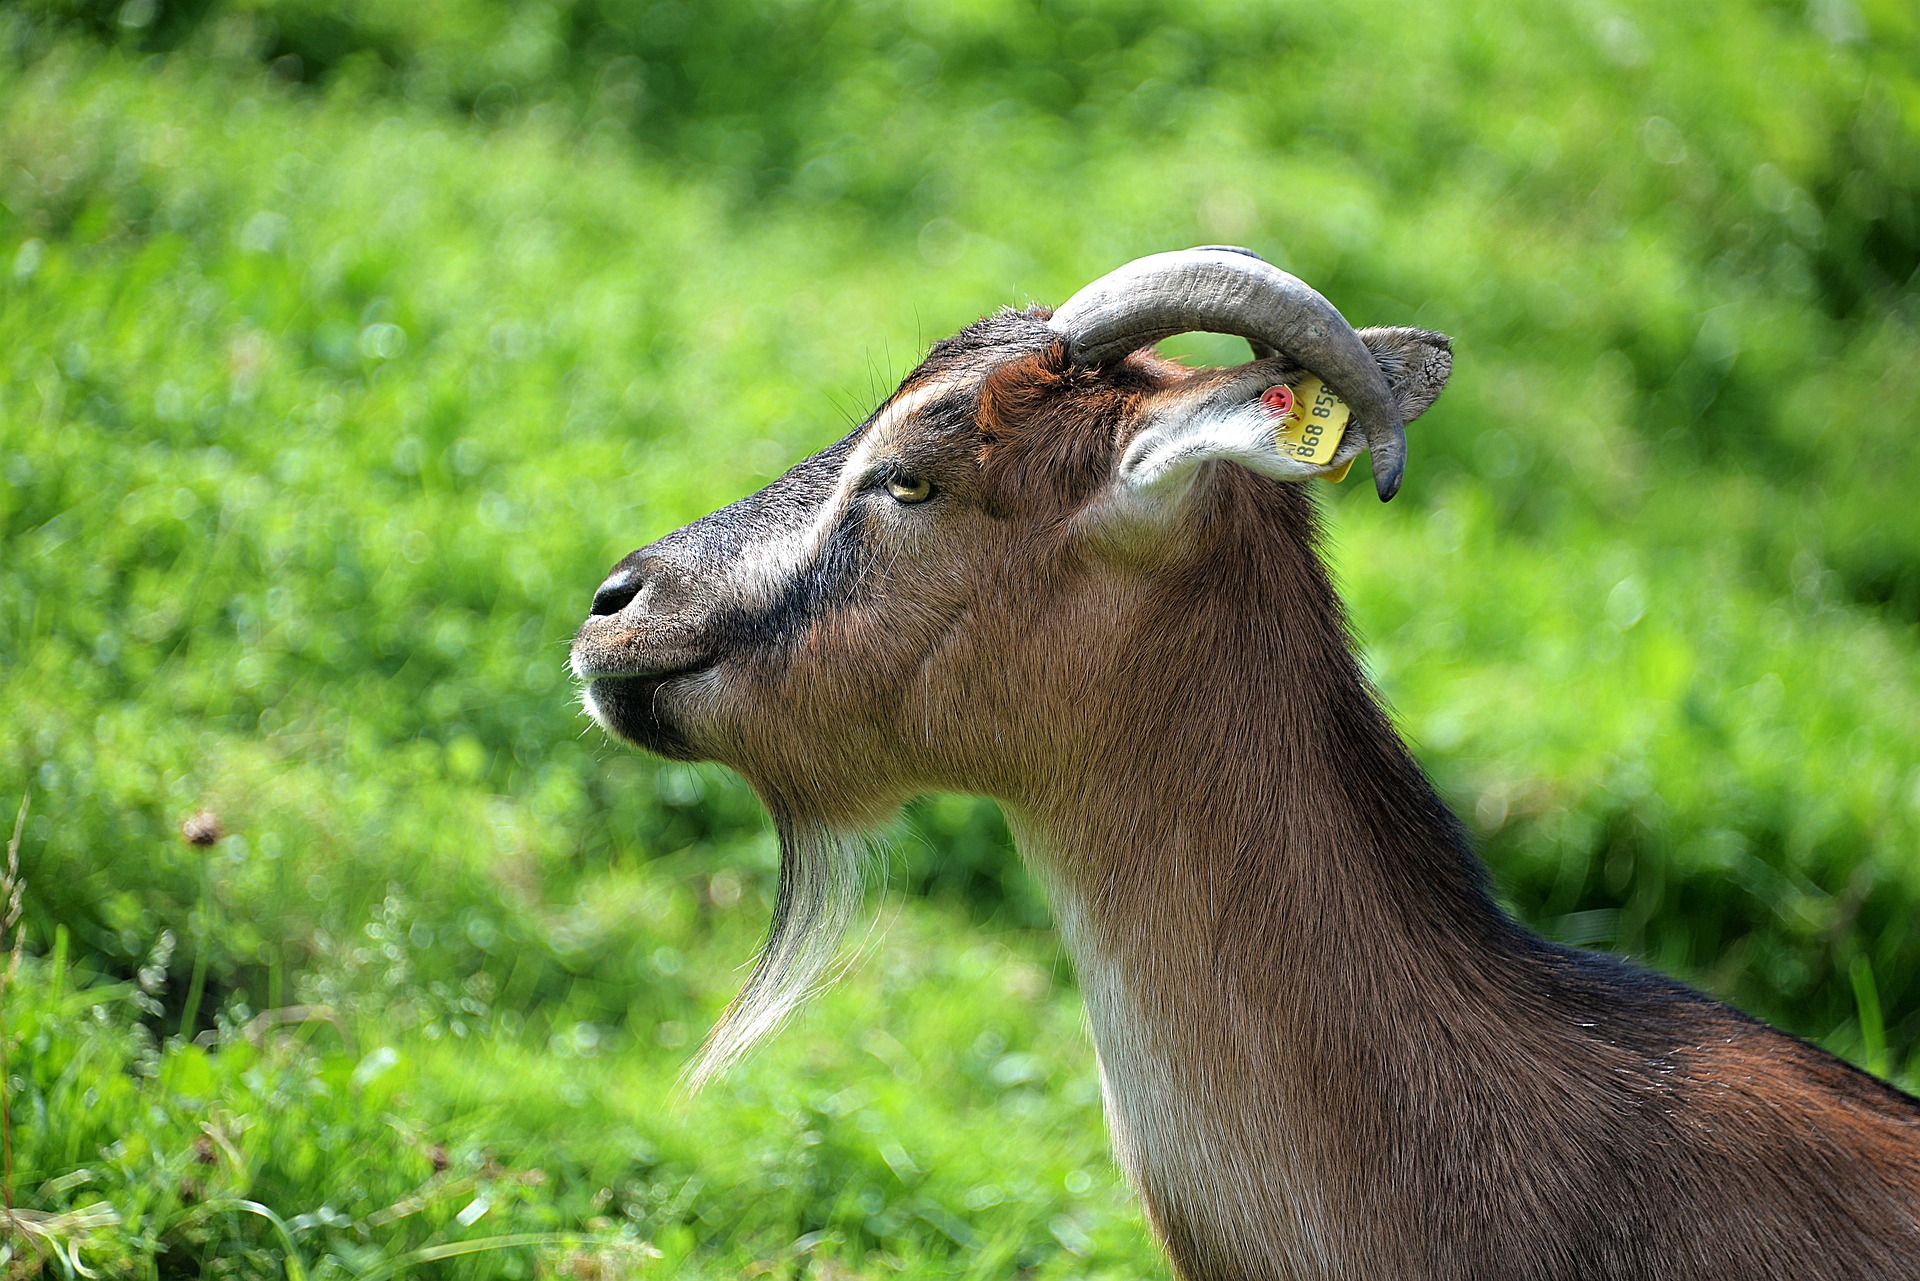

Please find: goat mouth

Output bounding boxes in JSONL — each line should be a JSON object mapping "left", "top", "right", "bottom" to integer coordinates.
{"left": 582, "top": 666, "right": 710, "bottom": 760}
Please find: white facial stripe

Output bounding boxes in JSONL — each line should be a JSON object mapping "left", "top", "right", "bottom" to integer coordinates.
{"left": 731, "top": 379, "right": 959, "bottom": 602}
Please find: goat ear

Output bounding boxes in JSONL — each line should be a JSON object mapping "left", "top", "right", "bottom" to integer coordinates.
{"left": 1356, "top": 327, "right": 1452, "bottom": 425}
{"left": 1106, "top": 328, "right": 1453, "bottom": 505}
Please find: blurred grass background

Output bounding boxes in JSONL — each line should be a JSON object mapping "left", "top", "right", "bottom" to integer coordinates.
{"left": 2, "top": 0, "right": 1918, "bottom": 1274}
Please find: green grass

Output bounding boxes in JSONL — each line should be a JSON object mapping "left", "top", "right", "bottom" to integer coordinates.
{"left": 1, "top": 0, "right": 1918, "bottom": 1273}
{"left": 3, "top": 915, "right": 1145, "bottom": 1278}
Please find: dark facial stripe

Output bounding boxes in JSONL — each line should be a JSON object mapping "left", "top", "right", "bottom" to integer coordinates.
{"left": 716, "top": 494, "right": 878, "bottom": 655}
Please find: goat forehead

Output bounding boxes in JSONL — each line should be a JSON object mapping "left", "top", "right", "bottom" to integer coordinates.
{"left": 851, "top": 377, "right": 972, "bottom": 466}
{"left": 918, "top": 306, "right": 1058, "bottom": 373}
{"left": 653, "top": 323, "right": 1047, "bottom": 572}
{"left": 739, "top": 313, "right": 1052, "bottom": 519}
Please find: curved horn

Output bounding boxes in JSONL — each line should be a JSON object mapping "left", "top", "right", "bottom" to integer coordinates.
{"left": 1048, "top": 246, "right": 1408, "bottom": 501}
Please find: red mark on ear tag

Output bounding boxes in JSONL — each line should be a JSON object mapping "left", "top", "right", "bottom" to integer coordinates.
{"left": 1260, "top": 385, "right": 1295, "bottom": 418}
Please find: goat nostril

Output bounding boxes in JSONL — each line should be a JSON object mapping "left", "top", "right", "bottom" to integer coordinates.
{"left": 590, "top": 570, "right": 641, "bottom": 617}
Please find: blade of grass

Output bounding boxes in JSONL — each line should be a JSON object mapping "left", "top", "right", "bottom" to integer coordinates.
{"left": 2, "top": 787, "right": 29, "bottom": 1210}
{"left": 1850, "top": 954, "right": 1889, "bottom": 1079}
{"left": 183, "top": 1199, "right": 311, "bottom": 1281}
{"left": 177, "top": 852, "right": 213, "bottom": 1040}
{"left": 351, "top": 1232, "right": 591, "bottom": 1281}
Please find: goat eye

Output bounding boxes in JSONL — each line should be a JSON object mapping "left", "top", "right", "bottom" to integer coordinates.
{"left": 885, "top": 475, "right": 933, "bottom": 504}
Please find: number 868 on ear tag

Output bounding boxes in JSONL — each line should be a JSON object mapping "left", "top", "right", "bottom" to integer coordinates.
{"left": 1263, "top": 376, "right": 1354, "bottom": 481}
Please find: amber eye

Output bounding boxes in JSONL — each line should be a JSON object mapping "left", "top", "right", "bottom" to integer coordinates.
{"left": 886, "top": 475, "right": 933, "bottom": 504}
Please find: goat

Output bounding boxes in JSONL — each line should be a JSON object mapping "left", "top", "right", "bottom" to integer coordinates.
{"left": 570, "top": 247, "right": 1920, "bottom": 1280}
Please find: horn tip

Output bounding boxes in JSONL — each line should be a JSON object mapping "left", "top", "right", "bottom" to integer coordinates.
{"left": 1372, "top": 449, "right": 1406, "bottom": 502}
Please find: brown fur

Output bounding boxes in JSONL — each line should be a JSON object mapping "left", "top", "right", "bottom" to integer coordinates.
{"left": 573, "top": 309, "right": 1920, "bottom": 1279}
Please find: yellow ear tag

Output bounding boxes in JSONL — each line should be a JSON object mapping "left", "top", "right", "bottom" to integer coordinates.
{"left": 1265, "top": 375, "right": 1352, "bottom": 481}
